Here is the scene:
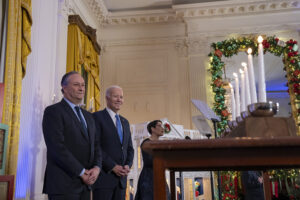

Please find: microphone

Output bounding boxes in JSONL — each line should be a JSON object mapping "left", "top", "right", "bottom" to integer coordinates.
{"left": 185, "top": 136, "right": 191, "bottom": 140}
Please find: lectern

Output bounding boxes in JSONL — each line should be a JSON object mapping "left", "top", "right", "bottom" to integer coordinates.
{"left": 143, "top": 137, "right": 300, "bottom": 200}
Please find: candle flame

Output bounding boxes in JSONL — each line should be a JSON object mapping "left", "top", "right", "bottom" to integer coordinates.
{"left": 229, "top": 83, "right": 232, "bottom": 88}
{"left": 241, "top": 62, "right": 247, "bottom": 67}
{"left": 239, "top": 69, "right": 244, "bottom": 74}
{"left": 233, "top": 73, "right": 238, "bottom": 77}
{"left": 247, "top": 48, "right": 252, "bottom": 54}
{"left": 258, "top": 36, "right": 263, "bottom": 43}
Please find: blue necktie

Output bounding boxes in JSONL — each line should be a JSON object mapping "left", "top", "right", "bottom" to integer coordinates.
{"left": 75, "top": 106, "right": 88, "bottom": 136}
{"left": 115, "top": 114, "right": 123, "bottom": 144}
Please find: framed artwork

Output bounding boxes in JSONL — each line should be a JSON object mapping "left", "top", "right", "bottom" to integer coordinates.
{"left": 0, "top": 123, "right": 8, "bottom": 175}
{"left": 0, "top": 175, "right": 14, "bottom": 200}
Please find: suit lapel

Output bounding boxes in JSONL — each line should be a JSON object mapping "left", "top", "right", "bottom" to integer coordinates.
{"left": 61, "top": 99, "right": 90, "bottom": 142}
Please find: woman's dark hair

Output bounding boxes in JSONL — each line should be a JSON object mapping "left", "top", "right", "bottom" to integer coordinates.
{"left": 147, "top": 120, "right": 162, "bottom": 134}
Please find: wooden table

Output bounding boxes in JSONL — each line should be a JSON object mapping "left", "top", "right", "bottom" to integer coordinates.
{"left": 142, "top": 136, "right": 300, "bottom": 200}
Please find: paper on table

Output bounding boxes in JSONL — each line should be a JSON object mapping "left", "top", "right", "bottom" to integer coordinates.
{"left": 191, "top": 99, "right": 220, "bottom": 121}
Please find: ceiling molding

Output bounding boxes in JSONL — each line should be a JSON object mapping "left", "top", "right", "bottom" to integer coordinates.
{"left": 86, "top": 0, "right": 109, "bottom": 24}
{"left": 86, "top": 0, "right": 300, "bottom": 25}
{"left": 175, "top": 0, "right": 300, "bottom": 19}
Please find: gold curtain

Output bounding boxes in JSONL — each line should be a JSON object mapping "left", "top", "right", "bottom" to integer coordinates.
{"left": 2, "top": 0, "right": 32, "bottom": 175}
{"left": 66, "top": 24, "right": 100, "bottom": 112}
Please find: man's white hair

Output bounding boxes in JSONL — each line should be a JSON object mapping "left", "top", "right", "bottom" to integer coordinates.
{"left": 105, "top": 85, "right": 122, "bottom": 97}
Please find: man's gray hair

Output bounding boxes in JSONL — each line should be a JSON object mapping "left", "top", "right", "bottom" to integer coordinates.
{"left": 105, "top": 85, "right": 122, "bottom": 97}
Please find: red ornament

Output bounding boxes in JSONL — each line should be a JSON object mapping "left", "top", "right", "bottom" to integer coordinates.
{"left": 215, "top": 49, "right": 223, "bottom": 58}
{"left": 262, "top": 40, "right": 270, "bottom": 48}
{"left": 214, "top": 79, "right": 223, "bottom": 87}
{"left": 195, "top": 191, "right": 199, "bottom": 197}
{"left": 288, "top": 52, "right": 294, "bottom": 57}
{"left": 221, "top": 110, "right": 229, "bottom": 117}
{"left": 293, "top": 70, "right": 300, "bottom": 76}
{"left": 275, "top": 38, "right": 279, "bottom": 43}
{"left": 290, "top": 59, "right": 296, "bottom": 64}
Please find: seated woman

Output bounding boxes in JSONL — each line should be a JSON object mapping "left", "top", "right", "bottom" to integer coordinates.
{"left": 135, "top": 120, "right": 170, "bottom": 200}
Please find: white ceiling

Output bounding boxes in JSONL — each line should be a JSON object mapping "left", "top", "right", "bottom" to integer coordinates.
{"left": 103, "top": 0, "right": 229, "bottom": 12}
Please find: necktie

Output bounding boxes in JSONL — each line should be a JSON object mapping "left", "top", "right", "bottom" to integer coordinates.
{"left": 115, "top": 114, "right": 123, "bottom": 144}
{"left": 75, "top": 106, "right": 88, "bottom": 136}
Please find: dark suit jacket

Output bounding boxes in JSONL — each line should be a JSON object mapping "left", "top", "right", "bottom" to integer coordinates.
{"left": 241, "top": 171, "right": 265, "bottom": 200}
{"left": 93, "top": 109, "right": 134, "bottom": 189}
{"left": 42, "top": 99, "right": 102, "bottom": 195}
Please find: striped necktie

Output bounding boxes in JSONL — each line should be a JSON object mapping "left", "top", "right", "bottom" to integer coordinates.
{"left": 75, "top": 106, "right": 88, "bottom": 136}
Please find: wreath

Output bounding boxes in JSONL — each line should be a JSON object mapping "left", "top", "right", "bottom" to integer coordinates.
{"left": 208, "top": 36, "right": 300, "bottom": 136}
{"left": 163, "top": 122, "right": 171, "bottom": 134}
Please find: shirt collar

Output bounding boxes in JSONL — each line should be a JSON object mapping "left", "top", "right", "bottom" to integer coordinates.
{"left": 106, "top": 107, "right": 118, "bottom": 117}
{"left": 64, "top": 97, "right": 80, "bottom": 109}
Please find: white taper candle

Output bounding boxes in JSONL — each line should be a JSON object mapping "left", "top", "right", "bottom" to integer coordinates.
{"left": 229, "top": 83, "right": 236, "bottom": 120}
{"left": 247, "top": 48, "right": 257, "bottom": 104}
{"left": 257, "top": 36, "right": 267, "bottom": 102}
{"left": 240, "top": 69, "right": 246, "bottom": 112}
{"left": 233, "top": 73, "right": 240, "bottom": 117}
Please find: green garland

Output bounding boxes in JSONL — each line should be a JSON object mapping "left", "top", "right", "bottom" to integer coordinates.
{"left": 209, "top": 36, "right": 300, "bottom": 199}
{"left": 208, "top": 36, "right": 300, "bottom": 135}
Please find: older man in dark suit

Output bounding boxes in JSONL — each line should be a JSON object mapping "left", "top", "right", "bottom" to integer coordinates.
{"left": 93, "top": 85, "right": 134, "bottom": 200}
{"left": 42, "top": 71, "right": 102, "bottom": 200}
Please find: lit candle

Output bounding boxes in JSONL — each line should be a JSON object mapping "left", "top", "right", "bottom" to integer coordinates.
{"left": 257, "top": 36, "right": 267, "bottom": 102}
{"left": 247, "top": 48, "right": 257, "bottom": 104}
{"left": 229, "top": 83, "right": 236, "bottom": 121}
{"left": 89, "top": 97, "right": 94, "bottom": 111}
{"left": 242, "top": 62, "right": 251, "bottom": 107}
{"left": 240, "top": 69, "right": 246, "bottom": 112}
{"left": 233, "top": 73, "right": 240, "bottom": 117}
{"left": 52, "top": 94, "right": 56, "bottom": 103}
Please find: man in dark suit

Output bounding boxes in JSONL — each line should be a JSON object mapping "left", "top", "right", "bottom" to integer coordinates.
{"left": 42, "top": 71, "right": 102, "bottom": 200}
{"left": 241, "top": 171, "right": 265, "bottom": 200}
{"left": 93, "top": 85, "right": 134, "bottom": 200}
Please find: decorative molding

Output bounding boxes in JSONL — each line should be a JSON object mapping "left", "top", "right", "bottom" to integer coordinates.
{"left": 175, "top": 39, "right": 188, "bottom": 57}
{"left": 68, "top": 15, "right": 101, "bottom": 54}
{"left": 189, "top": 23, "right": 300, "bottom": 39}
{"left": 105, "top": 12, "right": 182, "bottom": 25}
{"left": 58, "top": 0, "right": 73, "bottom": 20}
{"left": 99, "top": 37, "right": 185, "bottom": 48}
{"left": 86, "top": 0, "right": 108, "bottom": 24}
{"left": 85, "top": 0, "right": 300, "bottom": 25}
{"left": 186, "top": 38, "right": 210, "bottom": 55}
{"left": 175, "top": 0, "right": 300, "bottom": 19}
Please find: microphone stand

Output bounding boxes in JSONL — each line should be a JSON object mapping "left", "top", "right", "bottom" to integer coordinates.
{"left": 205, "top": 133, "right": 215, "bottom": 200}
{"left": 211, "top": 118, "right": 222, "bottom": 200}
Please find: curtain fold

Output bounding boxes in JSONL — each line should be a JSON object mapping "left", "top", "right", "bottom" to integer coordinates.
{"left": 2, "top": 0, "right": 32, "bottom": 175}
{"left": 66, "top": 24, "right": 100, "bottom": 112}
